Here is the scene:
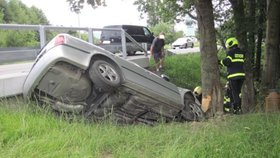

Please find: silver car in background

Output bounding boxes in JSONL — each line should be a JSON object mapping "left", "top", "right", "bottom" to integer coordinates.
{"left": 172, "top": 37, "right": 194, "bottom": 49}
{"left": 23, "top": 34, "right": 204, "bottom": 125}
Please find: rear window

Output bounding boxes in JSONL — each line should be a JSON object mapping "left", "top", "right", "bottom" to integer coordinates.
{"left": 100, "top": 25, "right": 153, "bottom": 43}
{"left": 101, "top": 30, "right": 120, "bottom": 38}
{"left": 101, "top": 26, "right": 122, "bottom": 41}
{"left": 125, "top": 26, "right": 144, "bottom": 35}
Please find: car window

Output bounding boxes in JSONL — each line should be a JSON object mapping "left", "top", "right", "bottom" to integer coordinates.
{"left": 175, "top": 38, "right": 187, "bottom": 43}
{"left": 143, "top": 27, "right": 152, "bottom": 37}
{"left": 126, "top": 26, "right": 144, "bottom": 35}
{"left": 101, "top": 26, "right": 122, "bottom": 41}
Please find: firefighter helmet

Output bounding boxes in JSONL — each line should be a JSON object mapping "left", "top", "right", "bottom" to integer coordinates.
{"left": 226, "top": 37, "right": 238, "bottom": 48}
{"left": 194, "top": 86, "right": 202, "bottom": 95}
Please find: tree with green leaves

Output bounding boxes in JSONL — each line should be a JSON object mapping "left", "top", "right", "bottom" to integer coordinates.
{"left": 0, "top": 0, "right": 49, "bottom": 47}
{"left": 0, "top": 9, "right": 3, "bottom": 23}
{"left": 134, "top": 0, "right": 187, "bottom": 27}
{"left": 150, "top": 22, "right": 183, "bottom": 44}
{"left": 139, "top": 0, "right": 197, "bottom": 26}
{"left": 67, "top": 0, "right": 106, "bottom": 10}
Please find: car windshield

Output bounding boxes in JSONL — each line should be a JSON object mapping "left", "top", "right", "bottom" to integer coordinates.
{"left": 175, "top": 38, "right": 188, "bottom": 43}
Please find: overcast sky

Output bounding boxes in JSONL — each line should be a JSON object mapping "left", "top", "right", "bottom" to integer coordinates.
{"left": 20, "top": 0, "right": 191, "bottom": 35}
{"left": 21, "top": 0, "right": 147, "bottom": 28}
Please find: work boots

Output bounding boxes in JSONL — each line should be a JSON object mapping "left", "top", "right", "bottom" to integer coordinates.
{"left": 233, "top": 104, "right": 242, "bottom": 115}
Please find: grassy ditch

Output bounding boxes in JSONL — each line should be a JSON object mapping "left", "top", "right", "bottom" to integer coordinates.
{"left": 164, "top": 53, "right": 201, "bottom": 89}
{"left": 0, "top": 97, "right": 280, "bottom": 157}
{"left": 0, "top": 53, "right": 279, "bottom": 157}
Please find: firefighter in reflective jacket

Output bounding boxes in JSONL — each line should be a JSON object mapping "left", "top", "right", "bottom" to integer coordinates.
{"left": 219, "top": 37, "right": 245, "bottom": 114}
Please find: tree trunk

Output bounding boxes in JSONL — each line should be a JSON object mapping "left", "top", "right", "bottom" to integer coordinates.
{"left": 262, "top": 0, "right": 280, "bottom": 90}
{"left": 194, "top": 0, "right": 223, "bottom": 117}
{"left": 256, "top": 0, "right": 266, "bottom": 82}
{"left": 246, "top": 0, "right": 257, "bottom": 112}
{"left": 248, "top": 0, "right": 256, "bottom": 68}
{"left": 230, "top": 0, "right": 255, "bottom": 112}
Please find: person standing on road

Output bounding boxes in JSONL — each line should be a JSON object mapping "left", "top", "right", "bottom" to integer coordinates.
{"left": 150, "top": 32, "right": 165, "bottom": 72}
{"left": 219, "top": 37, "right": 245, "bottom": 114}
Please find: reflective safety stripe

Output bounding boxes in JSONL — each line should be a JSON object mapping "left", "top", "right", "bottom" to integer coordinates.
{"left": 232, "top": 59, "right": 244, "bottom": 62}
{"left": 220, "top": 60, "right": 225, "bottom": 67}
{"left": 226, "top": 56, "right": 232, "bottom": 61}
{"left": 234, "top": 54, "right": 244, "bottom": 58}
{"left": 224, "top": 107, "right": 230, "bottom": 112}
{"left": 227, "top": 56, "right": 244, "bottom": 62}
{"left": 228, "top": 73, "right": 245, "bottom": 79}
{"left": 224, "top": 97, "right": 230, "bottom": 103}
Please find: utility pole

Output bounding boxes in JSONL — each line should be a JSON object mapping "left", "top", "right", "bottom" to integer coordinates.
{"left": 70, "top": 0, "right": 83, "bottom": 38}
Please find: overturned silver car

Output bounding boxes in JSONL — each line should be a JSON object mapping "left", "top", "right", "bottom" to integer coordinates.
{"left": 23, "top": 34, "right": 204, "bottom": 125}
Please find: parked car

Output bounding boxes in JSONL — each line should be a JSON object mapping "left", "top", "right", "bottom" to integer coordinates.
{"left": 172, "top": 37, "right": 194, "bottom": 49}
{"left": 23, "top": 34, "right": 204, "bottom": 125}
{"left": 100, "top": 25, "right": 154, "bottom": 56}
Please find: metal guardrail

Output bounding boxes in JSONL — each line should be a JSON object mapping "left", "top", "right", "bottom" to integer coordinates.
{"left": 0, "top": 48, "right": 39, "bottom": 64}
{"left": 0, "top": 24, "right": 148, "bottom": 63}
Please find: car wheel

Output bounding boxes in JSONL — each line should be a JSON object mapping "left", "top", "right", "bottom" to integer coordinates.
{"left": 181, "top": 94, "right": 205, "bottom": 121}
{"left": 191, "top": 43, "right": 194, "bottom": 48}
{"left": 89, "top": 59, "right": 122, "bottom": 91}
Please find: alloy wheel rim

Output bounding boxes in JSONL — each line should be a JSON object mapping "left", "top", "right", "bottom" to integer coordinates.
{"left": 98, "top": 63, "right": 119, "bottom": 83}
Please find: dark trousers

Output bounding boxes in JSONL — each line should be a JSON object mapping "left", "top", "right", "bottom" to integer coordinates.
{"left": 229, "top": 79, "right": 244, "bottom": 110}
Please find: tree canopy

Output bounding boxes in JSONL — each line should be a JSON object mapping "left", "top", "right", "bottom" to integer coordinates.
{"left": 134, "top": 0, "right": 279, "bottom": 115}
{"left": 0, "top": 0, "right": 49, "bottom": 47}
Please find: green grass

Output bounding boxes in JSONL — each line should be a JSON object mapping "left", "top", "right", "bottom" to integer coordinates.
{"left": 0, "top": 97, "right": 280, "bottom": 157}
{"left": 149, "top": 53, "right": 202, "bottom": 89}
{"left": 1, "top": 53, "right": 279, "bottom": 157}
{"left": 164, "top": 53, "right": 201, "bottom": 89}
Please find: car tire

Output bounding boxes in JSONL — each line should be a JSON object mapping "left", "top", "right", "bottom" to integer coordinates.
{"left": 181, "top": 94, "right": 205, "bottom": 121}
{"left": 89, "top": 59, "right": 122, "bottom": 91}
{"left": 191, "top": 43, "right": 194, "bottom": 48}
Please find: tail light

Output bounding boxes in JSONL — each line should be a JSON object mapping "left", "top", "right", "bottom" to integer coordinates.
{"left": 55, "top": 35, "right": 65, "bottom": 46}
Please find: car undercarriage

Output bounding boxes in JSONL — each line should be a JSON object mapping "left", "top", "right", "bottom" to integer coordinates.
{"left": 30, "top": 61, "right": 204, "bottom": 125}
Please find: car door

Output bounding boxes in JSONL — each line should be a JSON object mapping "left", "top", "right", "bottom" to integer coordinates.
{"left": 125, "top": 26, "right": 144, "bottom": 43}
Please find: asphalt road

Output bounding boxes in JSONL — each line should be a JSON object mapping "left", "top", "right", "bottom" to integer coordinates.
{"left": 0, "top": 62, "right": 33, "bottom": 76}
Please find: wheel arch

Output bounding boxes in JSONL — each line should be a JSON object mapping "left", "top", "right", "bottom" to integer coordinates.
{"left": 88, "top": 54, "right": 122, "bottom": 74}
{"left": 180, "top": 89, "right": 205, "bottom": 121}
{"left": 87, "top": 54, "right": 124, "bottom": 90}
{"left": 178, "top": 87, "right": 199, "bottom": 105}
{"left": 184, "top": 91, "right": 196, "bottom": 103}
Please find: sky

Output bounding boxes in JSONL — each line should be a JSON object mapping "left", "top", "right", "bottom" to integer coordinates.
{"left": 20, "top": 0, "right": 193, "bottom": 35}
{"left": 21, "top": 0, "right": 147, "bottom": 28}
